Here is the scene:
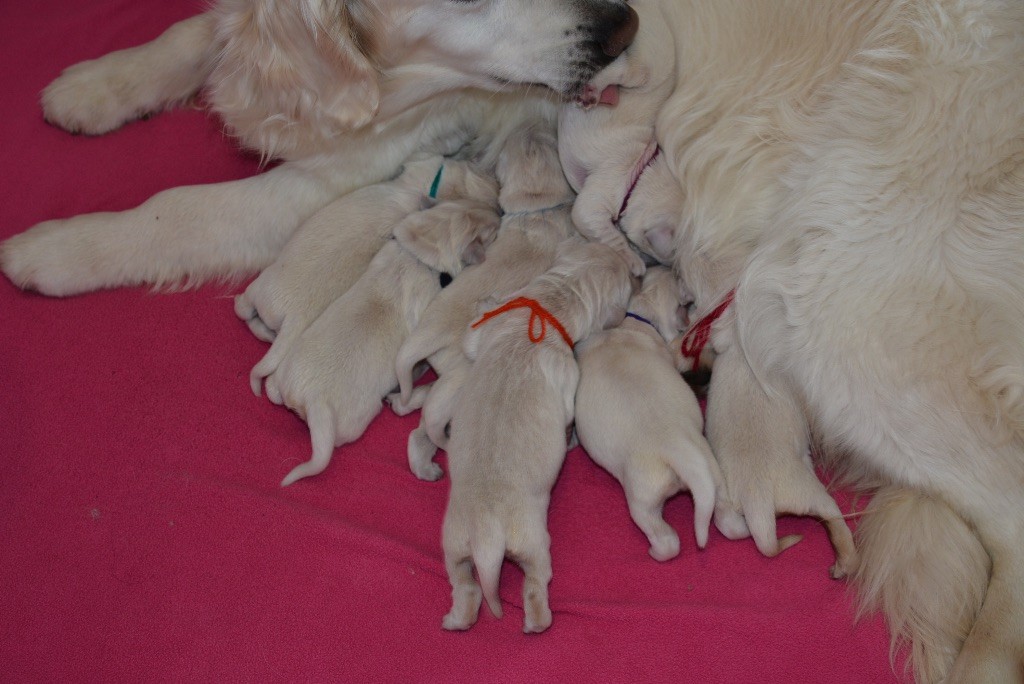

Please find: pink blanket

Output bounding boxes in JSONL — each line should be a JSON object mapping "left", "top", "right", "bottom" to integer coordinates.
{"left": 0, "top": 1, "right": 904, "bottom": 680}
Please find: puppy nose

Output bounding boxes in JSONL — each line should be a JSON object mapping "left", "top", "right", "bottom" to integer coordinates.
{"left": 601, "top": 4, "right": 638, "bottom": 57}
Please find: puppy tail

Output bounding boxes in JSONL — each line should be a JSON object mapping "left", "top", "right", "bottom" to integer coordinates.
{"left": 472, "top": 522, "right": 505, "bottom": 619}
{"left": 250, "top": 330, "right": 295, "bottom": 396}
{"left": 665, "top": 444, "right": 718, "bottom": 549}
{"left": 395, "top": 336, "right": 436, "bottom": 405}
{"left": 852, "top": 486, "right": 989, "bottom": 683}
{"left": 280, "top": 404, "right": 336, "bottom": 487}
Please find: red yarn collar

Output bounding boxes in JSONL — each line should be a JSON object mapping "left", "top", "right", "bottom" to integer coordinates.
{"left": 679, "top": 290, "right": 735, "bottom": 371}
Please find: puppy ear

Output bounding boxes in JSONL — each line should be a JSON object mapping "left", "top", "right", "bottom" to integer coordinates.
{"left": 210, "top": 0, "right": 380, "bottom": 158}
{"left": 393, "top": 212, "right": 445, "bottom": 271}
{"left": 462, "top": 238, "right": 487, "bottom": 266}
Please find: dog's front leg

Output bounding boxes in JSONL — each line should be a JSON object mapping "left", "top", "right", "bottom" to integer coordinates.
{"left": 1, "top": 162, "right": 339, "bottom": 296}
{"left": 42, "top": 13, "right": 216, "bottom": 136}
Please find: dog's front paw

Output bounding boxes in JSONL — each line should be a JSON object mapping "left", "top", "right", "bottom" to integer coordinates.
{"left": 42, "top": 59, "right": 154, "bottom": 135}
{"left": 1, "top": 221, "right": 99, "bottom": 297}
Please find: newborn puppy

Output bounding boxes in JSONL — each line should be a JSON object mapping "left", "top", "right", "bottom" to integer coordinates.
{"left": 236, "top": 156, "right": 499, "bottom": 394}
{"left": 574, "top": 265, "right": 721, "bottom": 561}
{"left": 703, "top": 306, "right": 859, "bottom": 579}
{"left": 557, "top": 0, "right": 676, "bottom": 277}
{"left": 441, "top": 239, "right": 635, "bottom": 633}
{"left": 262, "top": 206, "right": 498, "bottom": 486}
{"left": 390, "top": 123, "right": 576, "bottom": 481}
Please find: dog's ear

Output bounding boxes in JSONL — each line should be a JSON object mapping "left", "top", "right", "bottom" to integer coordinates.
{"left": 210, "top": 0, "right": 380, "bottom": 158}
{"left": 393, "top": 210, "right": 447, "bottom": 271}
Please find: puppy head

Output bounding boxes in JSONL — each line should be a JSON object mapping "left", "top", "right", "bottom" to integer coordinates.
{"left": 433, "top": 162, "right": 501, "bottom": 209}
{"left": 627, "top": 265, "right": 691, "bottom": 343}
{"left": 209, "top": 0, "right": 380, "bottom": 159}
{"left": 495, "top": 123, "right": 575, "bottom": 213}
{"left": 393, "top": 200, "right": 501, "bottom": 276}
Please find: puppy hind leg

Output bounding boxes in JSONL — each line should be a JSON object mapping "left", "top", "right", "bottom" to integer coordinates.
{"left": 665, "top": 441, "right": 721, "bottom": 549}
{"left": 386, "top": 383, "right": 431, "bottom": 417}
{"left": 280, "top": 405, "right": 337, "bottom": 487}
{"left": 407, "top": 420, "right": 443, "bottom": 482}
{"left": 626, "top": 492, "right": 680, "bottom": 562}
{"left": 442, "top": 557, "right": 483, "bottom": 631}
{"left": 516, "top": 545, "right": 554, "bottom": 633}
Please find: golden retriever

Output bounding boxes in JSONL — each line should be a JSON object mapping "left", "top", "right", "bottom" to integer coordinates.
{"left": 4, "top": 0, "right": 1022, "bottom": 680}
{"left": 607, "top": 2, "right": 1023, "bottom": 681}
{"left": 0, "top": 0, "right": 638, "bottom": 294}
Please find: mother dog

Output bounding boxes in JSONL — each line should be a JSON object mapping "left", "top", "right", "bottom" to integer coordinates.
{"left": 3, "top": 0, "right": 1023, "bottom": 682}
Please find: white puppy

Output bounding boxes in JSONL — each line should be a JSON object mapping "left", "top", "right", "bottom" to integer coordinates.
{"left": 441, "top": 239, "right": 635, "bottom": 633}
{"left": 574, "top": 266, "right": 720, "bottom": 561}
{"left": 704, "top": 306, "right": 859, "bottom": 579}
{"left": 243, "top": 157, "right": 499, "bottom": 395}
{"left": 557, "top": 0, "right": 676, "bottom": 277}
{"left": 262, "top": 206, "right": 499, "bottom": 486}
{"left": 390, "top": 124, "right": 576, "bottom": 480}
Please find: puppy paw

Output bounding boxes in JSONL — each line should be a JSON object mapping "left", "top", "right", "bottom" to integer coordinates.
{"left": 522, "top": 597, "right": 552, "bottom": 634}
{"left": 647, "top": 532, "right": 681, "bottom": 562}
{"left": 620, "top": 247, "right": 647, "bottom": 277}
{"left": 384, "top": 391, "right": 416, "bottom": 417}
{"left": 829, "top": 550, "right": 859, "bottom": 580}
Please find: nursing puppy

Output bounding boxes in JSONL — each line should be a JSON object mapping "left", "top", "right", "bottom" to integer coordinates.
{"left": 574, "top": 266, "right": 719, "bottom": 561}
{"left": 262, "top": 208, "right": 498, "bottom": 486}
{"left": 705, "top": 303, "right": 859, "bottom": 578}
{"left": 557, "top": 0, "right": 675, "bottom": 277}
{"left": 2, "top": 0, "right": 637, "bottom": 296}
{"left": 241, "top": 157, "right": 499, "bottom": 393}
{"left": 390, "top": 124, "right": 576, "bottom": 480}
{"left": 441, "top": 239, "right": 634, "bottom": 633}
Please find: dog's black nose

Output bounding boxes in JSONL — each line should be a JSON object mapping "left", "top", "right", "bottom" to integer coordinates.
{"left": 601, "top": 4, "right": 638, "bottom": 57}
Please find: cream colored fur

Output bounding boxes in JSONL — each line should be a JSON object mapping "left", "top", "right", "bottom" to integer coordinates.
{"left": 1, "top": 0, "right": 638, "bottom": 295}
{"left": 263, "top": 202, "right": 498, "bottom": 486}
{"left": 442, "top": 239, "right": 634, "bottom": 632}
{"left": 243, "top": 157, "right": 499, "bottom": 395}
{"left": 557, "top": 0, "right": 675, "bottom": 277}
{"left": 390, "top": 124, "right": 576, "bottom": 481}
{"left": 574, "top": 266, "right": 720, "bottom": 560}
{"left": 628, "top": 1, "right": 1024, "bottom": 679}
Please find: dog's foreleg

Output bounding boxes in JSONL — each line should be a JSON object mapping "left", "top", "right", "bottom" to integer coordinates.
{"left": 41, "top": 14, "right": 216, "bottom": 135}
{"left": 623, "top": 481, "right": 680, "bottom": 561}
{"left": 1, "top": 163, "right": 339, "bottom": 296}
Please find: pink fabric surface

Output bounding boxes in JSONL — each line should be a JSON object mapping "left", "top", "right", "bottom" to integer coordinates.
{"left": 0, "top": 1, "right": 905, "bottom": 681}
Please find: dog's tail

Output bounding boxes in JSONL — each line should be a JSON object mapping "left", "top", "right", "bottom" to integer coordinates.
{"left": 280, "top": 403, "right": 336, "bottom": 487}
{"left": 250, "top": 327, "right": 299, "bottom": 396}
{"left": 471, "top": 519, "right": 505, "bottom": 619}
{"left": 852, "top": 486, "right": 989, "bottom": 683}
{"left": 395, "top": 334, "right": 440, "bottom": 405}
{"left": 664, "top": 442, "right": 718, "bottom": 549}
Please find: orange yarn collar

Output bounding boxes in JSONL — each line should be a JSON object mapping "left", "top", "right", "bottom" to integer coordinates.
{"left": 471, "top": 296, "right": 574, "bottom": 350}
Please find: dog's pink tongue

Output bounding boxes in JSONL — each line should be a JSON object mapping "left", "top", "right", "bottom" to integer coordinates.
{"left": 598, "top": 85, "right": 620, "bottom": 106}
